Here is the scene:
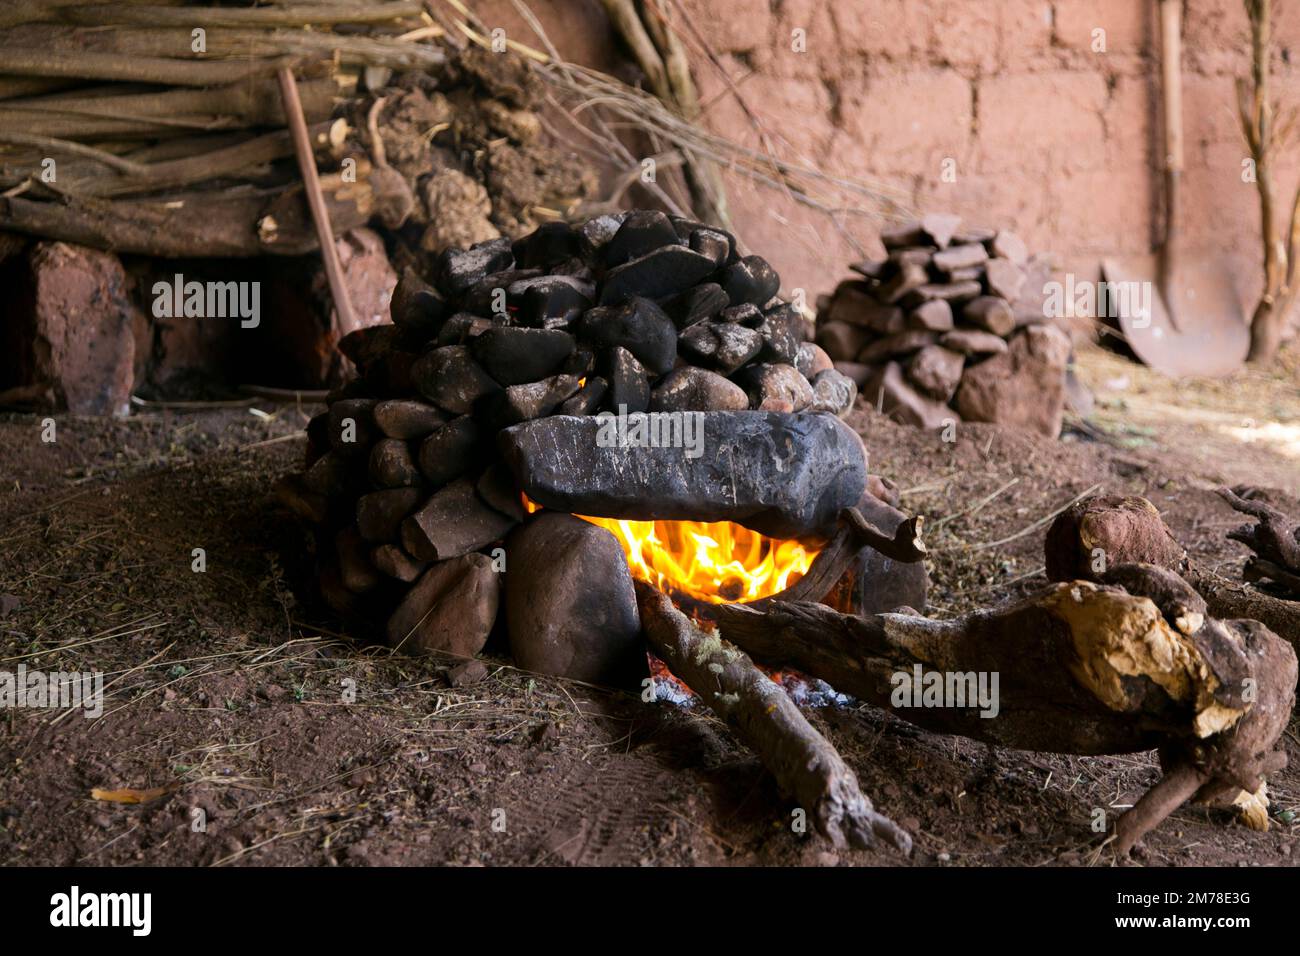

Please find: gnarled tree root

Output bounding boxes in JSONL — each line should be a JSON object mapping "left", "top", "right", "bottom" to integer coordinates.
{"left": 1218, "top": 486, "right": 1300, "bottom": 598}
{"left": 707, "top": 564, "right": 1296, "bottom": 855}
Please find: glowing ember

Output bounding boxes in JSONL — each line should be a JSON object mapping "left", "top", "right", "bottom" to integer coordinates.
{"left": 521, "top": 494, "right": 816, "bottom": 603}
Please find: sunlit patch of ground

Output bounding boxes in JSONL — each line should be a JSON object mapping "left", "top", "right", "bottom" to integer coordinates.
{"left": 1072, "top": 340, "right": 1300, "bottom": 493}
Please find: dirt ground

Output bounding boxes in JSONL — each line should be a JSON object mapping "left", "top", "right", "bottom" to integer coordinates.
{"left": 1, "top": 343, "right": 1298, "bottom": 868}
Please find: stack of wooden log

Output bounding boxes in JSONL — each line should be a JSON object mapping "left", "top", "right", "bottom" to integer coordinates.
{"left": 0, "top": 2, "right": 443, "bottom": 257}
{"left": 0, "top": 2, "right": 597, "bottom": 409}
{"left": 815, "top": 213, "right": 1072, "bottom": 438}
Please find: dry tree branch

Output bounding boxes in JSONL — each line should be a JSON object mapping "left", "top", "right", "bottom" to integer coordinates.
{"left": 637, "top": 582, "right": 912, "bottom": 853}
{"left": 445, "top": 0, "right": 909, "bottom": 230}
{"left": 1239, "top": 0, "right": 1300, "bottom": 363}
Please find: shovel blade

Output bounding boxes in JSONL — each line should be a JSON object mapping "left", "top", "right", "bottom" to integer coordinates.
{"left": 1101, "top": 254, "right": 1249, "bottom": 378}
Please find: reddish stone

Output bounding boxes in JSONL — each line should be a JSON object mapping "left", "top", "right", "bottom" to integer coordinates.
{"left": 906, "top": 345, "right": 966, "bottom": 402}
{"left": 386, "top": 553, "right": 501, "bottom": 657}
{"left": 863, "top": 361, "right": 954, "bottom": 430}
{"left": 955, "top": 324, "right": 1071, "bottom": 438}
{"left": 1, "top": 242, "right": 138, "bottom": 415}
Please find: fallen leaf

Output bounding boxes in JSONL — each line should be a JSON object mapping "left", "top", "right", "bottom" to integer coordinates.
{"left": 90, "top": 785, "right": 176, "bottom": 805}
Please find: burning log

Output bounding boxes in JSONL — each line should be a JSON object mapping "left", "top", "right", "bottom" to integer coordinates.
{"left": 635, "top": 582, "right": 912, "bottom": 854}
{"left": 710, "top": 565, "right": 1296, "bottom": 854}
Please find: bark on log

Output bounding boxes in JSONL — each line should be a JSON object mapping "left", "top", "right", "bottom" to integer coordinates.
{"left": 0, "top": 47, "right": 298, "bottom": 86}
{"left": 59, "top": 2, "right": 425, "bottom": 28}
{"left": 0, "top": 175, "right": 373, "bottom": 257}
{"left": 0, "top": 23, "right": 446, "bottom": 71}
{"left": 711, "top": 566, "right": 1295, "bottom": 853}
{"left": 1043, "top": 490, "right": 1300, "bottom": 652}
{"left": 1188, "top": 569, "right": 1300, "bottom": 651}
{"left": 636, "top": 582, "right": 912, "bottom": 853}
{"left": 0, "top": 77, "right": 336, "bottom": 141}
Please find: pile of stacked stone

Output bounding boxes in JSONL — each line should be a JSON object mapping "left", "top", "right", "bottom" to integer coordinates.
{"left": 275, "top": 209, "right": 859, "bottom": 676}
{"left": 815, "top": 213, "right": 1072, "bottom": 439}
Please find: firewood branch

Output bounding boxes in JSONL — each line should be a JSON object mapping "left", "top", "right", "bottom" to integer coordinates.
{"left": 1218, "top": 485, "right": 1300, "bottom": 592}
{"left": 711, "top": 565, "right": 1296, "bottom": 854}
{"left": 636, "top": 582, "right": 912, "bottom": 853}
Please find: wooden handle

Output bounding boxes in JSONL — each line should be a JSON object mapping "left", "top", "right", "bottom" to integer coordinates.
{"left": 1159, "top": 0, "right": 1183, "bottom": 292}
{"left": 1161, "top": 0, "right": 1183, "bottom": 173}
{"left": 277, "top": 66, "right": 358, "bottom": 334}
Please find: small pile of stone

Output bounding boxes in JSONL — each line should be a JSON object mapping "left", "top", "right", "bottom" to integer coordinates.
{"left": 276, "top": 210, "right": 860, "bottom": 682}
{"left": 815, "top": 213, "right": 1072, "bottom": 439}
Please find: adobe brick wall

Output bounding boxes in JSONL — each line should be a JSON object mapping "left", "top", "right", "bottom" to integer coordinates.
{"left": 478, "top": 0, "right": 1300, "bottom": 308}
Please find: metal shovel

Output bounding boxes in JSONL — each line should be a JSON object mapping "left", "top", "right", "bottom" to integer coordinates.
{"left": 1101, "top": 0, "right": 1249, "bottom": 378}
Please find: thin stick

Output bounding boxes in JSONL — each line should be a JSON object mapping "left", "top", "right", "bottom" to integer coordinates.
{"left": 932, "top": 477, "right": 1020, "bottom": 530}
{"left": 968, "top": 483, "right": 1103, "bottom": 552}
{"left": 637, "top": 582, "right": 911, "bottom": 853}
{"left": 276, "top": 66, "right": 357, "bottom": 332}
{"left": 61, "top": 2, "right": 425, "bottom": 28}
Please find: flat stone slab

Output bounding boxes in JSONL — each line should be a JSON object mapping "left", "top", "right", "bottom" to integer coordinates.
{"left": 498, "top": 410, "right": 867, "bottom": 539}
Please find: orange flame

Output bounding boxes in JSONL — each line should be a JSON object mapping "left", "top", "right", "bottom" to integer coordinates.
{"left": 580, "top": 516, "right": 816, "bottom": 604}
{"left": 522, "top": 494, "right": 815, "bottom": 604}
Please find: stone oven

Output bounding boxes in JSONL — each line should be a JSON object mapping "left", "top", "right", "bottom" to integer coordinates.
{"left": 276, "top": 209, "right": 928, "bottom": 686}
